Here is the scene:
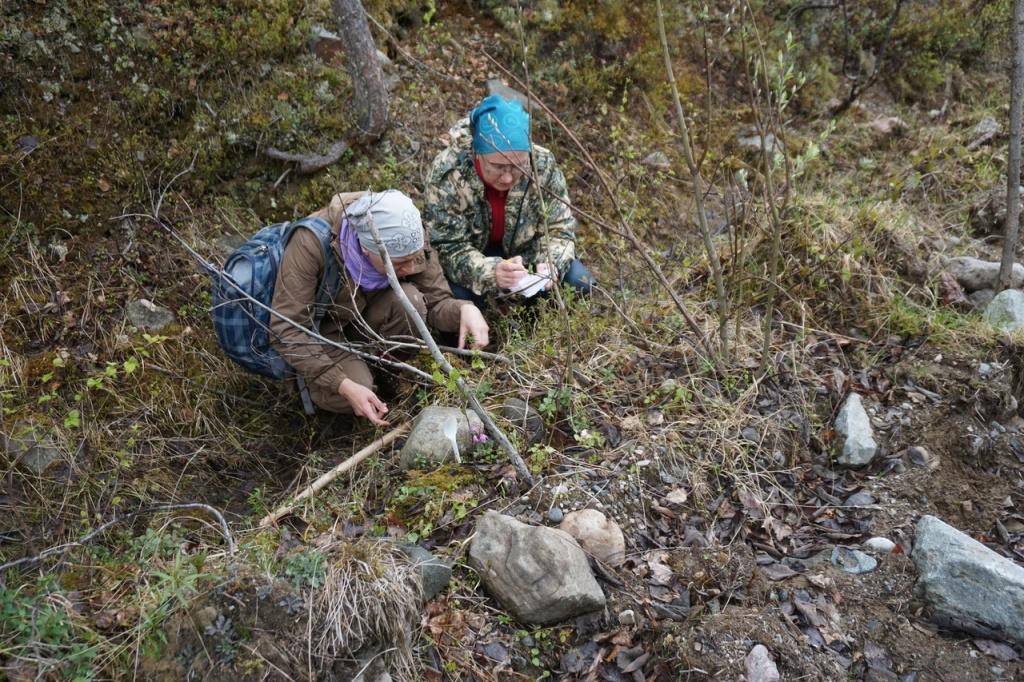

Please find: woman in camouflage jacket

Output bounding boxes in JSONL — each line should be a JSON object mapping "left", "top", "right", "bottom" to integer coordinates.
{"left": 423, "top": 94, "right": 593, "bottom": 302}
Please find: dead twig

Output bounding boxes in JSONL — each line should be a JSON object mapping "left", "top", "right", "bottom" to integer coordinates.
{"left": 259, "top": 424, "right": 409, "bottom": 527}
{"left": 265, "top": 141, "right": 349, "bottom": 175}
{"left": 0, "top": 503, "right": 236, "bottom": 573}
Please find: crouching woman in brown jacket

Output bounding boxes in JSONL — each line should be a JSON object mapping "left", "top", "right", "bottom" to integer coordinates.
{"left": 269, "top": 190, "right": 489, "bottom": 425}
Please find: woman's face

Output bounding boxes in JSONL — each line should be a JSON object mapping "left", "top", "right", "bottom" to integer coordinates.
{"left": 362, "top": 247, "right": 423, "bottom": 277}
{"left": 477, "top": 150, "right": 530, "bottom": 192}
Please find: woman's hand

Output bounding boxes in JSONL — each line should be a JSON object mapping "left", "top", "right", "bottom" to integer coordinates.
{"left": 339, "top": 378, "right": 390, "bottom": 426}
{"left": 495, "top": 256, "right": 527, "bottom": 289}
{"left": 458, "top": 305, "right": 490, "bottom": 350}
{"left": 535, "top": 262, "right": 555, "bottom": 290}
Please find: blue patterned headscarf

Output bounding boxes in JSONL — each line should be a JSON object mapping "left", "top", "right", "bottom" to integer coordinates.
{"left": 470, "top": 95, "right": 530, "bottom": 155}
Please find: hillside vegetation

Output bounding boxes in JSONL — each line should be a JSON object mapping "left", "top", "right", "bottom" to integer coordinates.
{"left": 2, "top": 1, "right": 1023, "bottom": 679}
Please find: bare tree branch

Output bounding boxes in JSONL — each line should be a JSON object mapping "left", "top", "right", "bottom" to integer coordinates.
{"left": 265, "top": 141, "right": 349, "bottom": 175}
{"left": 1000, "top": 0, "right": 1024, "bottom": 291}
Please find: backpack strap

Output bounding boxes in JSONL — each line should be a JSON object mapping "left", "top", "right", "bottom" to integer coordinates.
{"left": 282, "top": 216, "right": 341, "bottom": 332}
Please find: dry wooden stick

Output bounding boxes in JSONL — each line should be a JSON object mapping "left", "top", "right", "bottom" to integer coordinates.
{"left": 259, "top": 424, "right": 409, "bottom": 527}
{"left": 364, "top": 216, "right": 535, "bottom": 486}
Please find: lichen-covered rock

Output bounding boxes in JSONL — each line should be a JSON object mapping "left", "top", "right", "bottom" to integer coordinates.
{"left": 127, "top": 299, "right": 175, "bottom": 332}
{"left": 558, "top": 509, "right": 626, "bottom": 567}
{"left": 469, "top": 511, "right": 605, "bottom": 625}
{"left": 912, "top": 515, "right": 1024, "bottom": 642}
{"left": 399, "top": 406, "right": 483, "bottom": 470}
{"left": 984, "top": 289, "right": 1024, "bottom": 334}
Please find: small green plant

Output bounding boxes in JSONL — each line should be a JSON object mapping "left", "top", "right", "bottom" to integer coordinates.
{"left": 284, "top": 550, "right": 326, "bottom": 589}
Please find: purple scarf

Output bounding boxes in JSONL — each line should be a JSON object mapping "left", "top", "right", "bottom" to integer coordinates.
{"left": 338, "top": 219, "right": 389, "bottom": 290}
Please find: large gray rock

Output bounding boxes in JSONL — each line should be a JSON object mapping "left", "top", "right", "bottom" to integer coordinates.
{"left": 397, "top": 544, "right": 451, "bottom": 601}
{"left": 127, "top": 299, "right": 175, "bottom": 332}
{"left": 399, "top": 406, "right": 484, "bottom": 470}
{"left": 835, "top": 393, "right": 878, "bottom": 467}
{"left": 502, "top": 398, "right": 545, "bottom": 445}
{"left": 912, "top": 515, "right": 1024, "bottom": 642}
{"left": 558, "top": 509, "right": 626, "bottom": 567}
{"left": 947, "top": 256, "right": 1024, "bottom": 293}
{"left": 469, "top": 511, "right": 605, "bottom": 625}
{"left": 2, "top": 422, "right": 63, "bottom": 475}
{"left": 984, "top": 289, "right": 1024, "bottom": 334}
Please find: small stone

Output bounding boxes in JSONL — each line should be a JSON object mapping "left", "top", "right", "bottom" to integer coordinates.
{"left": 864, "top": 537, "right": 896, "bottom": 554}
{"left": 664, "top": 488, "right": 688, "bottom": 506}
{"left": 835, "top": 393, "right": 878, "bottom": 466}
{"left": 396, "top": 544, "right": 451, "bottom": 601}
{"left": 972, "top": 117, "right": 1001, "bottom": 140}
{"left": 641, "top": 151, "right": 671, "bottom": 170}
{"left": 214, "top": 233, "right": 247, "bottom": 258}
{"left": 738, "top": 133, "right": 784, "bottom": 154}
{"left": 745, "top": 644, "right": 781, "bottom": 682}
{"left": 979, "top": 362, "right": 994, "bottom": 376}
{"left": 502, "top": 398, "right": 545, "bottom": 445}
{"left": 844, "top": 491, "right": 875, "bottom": 507}
{"left": 3, "top": 422, "right": 63, "bottom": 476}
{"left": 741, "top": 427, "right": 760, "bottom": 443}
{"left": 547, "top": 507, "right": 564, "bottom": 524}
{"left": 907, "top": 446, "right": 939, "bottom": 471}
{"left": 559, "top": 509, "right": 626, "bottom": 567}
{"left": 486, "top": 78, "right": 530, "bottom": 108}
{"left": 16, "top": 135, "right": 38, "bottom": 153}
{"left": 617, "top": 609, "right": 636, "bottom": 626}
{"left": 831, "top": 546, "right": 878, "bottom": 574}
{"left": 869, "top": 116, "right": 906, "bottom": 136}
{"left": 126, "top": 299, "right": 175, "bottom": 332}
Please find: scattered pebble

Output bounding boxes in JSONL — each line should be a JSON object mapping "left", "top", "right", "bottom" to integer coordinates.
{"left": 831, "top": 546, "right": 878, "bottom": 574}
{"left": 863, "top": 537, "right": 896, "bottom": 554}
{"left": 617, "top": 609, "right": 636, "bottom": 626}
{"left": 547, "top": 507, "right": 564, "bottom": 524}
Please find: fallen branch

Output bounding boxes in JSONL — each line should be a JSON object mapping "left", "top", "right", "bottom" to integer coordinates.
{"left": 364, "top": 215, "right": 535, "bottom": 485}
{"left": 265, "top": 141, "right": 349, "bottom": 174}
{"left": 259, "top": 424, "right": 409, "bottom": 527}
{"left": 0, "top": 503, "right": 235, "bottom": 573}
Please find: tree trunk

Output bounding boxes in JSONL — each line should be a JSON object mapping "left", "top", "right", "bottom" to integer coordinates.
{"left": 999, "top": 0, "right": 1024, "bottom": 291}
{"left": 332, "top": 0, "right": 389, "bottom": 142}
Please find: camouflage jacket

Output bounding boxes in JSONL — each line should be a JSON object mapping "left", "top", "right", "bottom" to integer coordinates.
{"left": 423, "top": 119, "right": 577, "bottom": 297}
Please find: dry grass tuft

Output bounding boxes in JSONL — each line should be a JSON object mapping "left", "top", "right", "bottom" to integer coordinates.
{"left": 313, "top": 539, "right": 423, "bottom": 680}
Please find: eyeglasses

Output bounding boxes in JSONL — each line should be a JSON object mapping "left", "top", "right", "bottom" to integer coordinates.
{"left": 480, "top": 156, "right": 528, "bottom": 178}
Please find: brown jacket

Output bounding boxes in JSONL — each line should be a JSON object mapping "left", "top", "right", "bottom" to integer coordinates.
{"left": 269, "top": 192, "right": 468, "bottom": 394}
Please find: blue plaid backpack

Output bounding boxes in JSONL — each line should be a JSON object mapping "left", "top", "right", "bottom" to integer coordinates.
{"left": 212, "top": 216, "right": 341, "bottom": 381}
